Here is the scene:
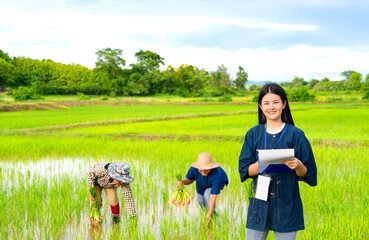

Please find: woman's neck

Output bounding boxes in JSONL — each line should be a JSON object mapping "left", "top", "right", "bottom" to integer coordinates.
{"left": 266, "top": 120, "right": 284, "bottom": 132}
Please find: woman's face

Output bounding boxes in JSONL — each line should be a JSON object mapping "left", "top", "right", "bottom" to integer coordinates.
{"left": 198, "top": 169, "right": 211, "bottom": 176}
{"left": 259, "top": 93, "right": 286, "bottom": 122}
{"left": 113, "top": 179, "right": 123, "bottom": 186}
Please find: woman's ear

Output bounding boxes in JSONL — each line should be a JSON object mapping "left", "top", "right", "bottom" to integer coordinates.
{"left": 282, "top": 100, "right": 287, "bottom": 109}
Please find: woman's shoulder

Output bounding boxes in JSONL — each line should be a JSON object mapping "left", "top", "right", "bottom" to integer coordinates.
{"left": 287, "top": 124, "right": 306, "bottom": 137}
{"left": 216, "top": 166, "right": 226, "bottom": 174}
{"left": 214, "top": 167, "right": 228, "bottom": 179}
{"left": 188, "top": 166, "right": 199, "bottom": 175}
{"left": 286, "top": 124, "right": 311, "bottom": 145}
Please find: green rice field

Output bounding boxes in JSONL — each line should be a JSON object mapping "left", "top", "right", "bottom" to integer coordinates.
{"left": 0, "top": 100, "right": 368, "bottom": 239}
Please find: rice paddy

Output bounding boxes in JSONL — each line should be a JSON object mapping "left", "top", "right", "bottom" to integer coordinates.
{"left": 0, "top": 100, "right": 368, "bottom": 239}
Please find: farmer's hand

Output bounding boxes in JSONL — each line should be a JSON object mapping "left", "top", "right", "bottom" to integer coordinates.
{"left": 205, "top": 214, "right": 211, "bottom": 224}
{"left": 89, "top": 194, "right": 95, "bottom": 205}
{"left": 283, "top": 157, "right": 301, "bottom": 170}
{"left": 176, "top": 180, "right": 182, "bottom": 188}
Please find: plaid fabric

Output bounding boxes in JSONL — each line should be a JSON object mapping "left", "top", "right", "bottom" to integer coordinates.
{"left": 87, "top": 162, "right": 136, "bottom": 216}
{"left": 121, "top": 183, "right": 137, "bottom": 216}
{"left": 87, "top": 163, "right": 117, "bottom": 189}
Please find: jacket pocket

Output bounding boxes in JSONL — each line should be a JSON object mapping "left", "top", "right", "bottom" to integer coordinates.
{"left": 246, "top": 197, "right": 269, "bottom": 229}
{"left": 276, "top": 198, "right": 303, "bottom": 227}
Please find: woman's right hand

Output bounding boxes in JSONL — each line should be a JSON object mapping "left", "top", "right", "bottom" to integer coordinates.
{"left": 176, "top": 180, "right": 182, "bottom": 188}
{"left": 89, "top": 194, "right": 95, "bottom": 205}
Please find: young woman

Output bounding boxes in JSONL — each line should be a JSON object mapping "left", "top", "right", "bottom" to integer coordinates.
{"left": 238, "top": 83, "right": 317, "bottom": 240}
{"left": 87, "top": 162, "right": 136, "bottom": 223}
{"left": 177, "top": 152, "right": 228, "bottom": 223}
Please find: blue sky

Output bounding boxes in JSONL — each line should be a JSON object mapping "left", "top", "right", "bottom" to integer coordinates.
{"left": 1, "top": 0, "right": 368, "bottom": 82}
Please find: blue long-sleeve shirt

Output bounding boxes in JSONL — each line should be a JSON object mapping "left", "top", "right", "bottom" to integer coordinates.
{"left": 186, "top": 166, "right": 228, "bottom": 195}
{"left": 239, "top": 124, "right": 317, "bottom": 232}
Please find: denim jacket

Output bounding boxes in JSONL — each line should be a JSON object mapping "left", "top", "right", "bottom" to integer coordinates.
{"left": 239, "top": 124, "right": 317, "bottom": 232}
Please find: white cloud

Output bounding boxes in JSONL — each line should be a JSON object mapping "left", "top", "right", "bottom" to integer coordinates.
{"left": 0, "top": 4, "right": 368, "bottom": 83}
{"left": 159, "top": 45, "right": 369, "bottom": 82}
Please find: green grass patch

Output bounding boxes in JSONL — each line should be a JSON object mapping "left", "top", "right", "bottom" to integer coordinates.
{"left": 0, "top": 135, "right": 367, "bottom": 239}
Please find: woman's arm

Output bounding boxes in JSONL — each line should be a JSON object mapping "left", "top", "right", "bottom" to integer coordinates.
{"left": 121, "top": 183, "right": 137, "bottom": 217}
{"left": 239, "top": 129, "right": 258, "bottom": 182}
{"left": 283, "top": 157, "right": 307, "bottom": 177}
{"left": 248, "top": 162, "right": 259, "bottom": 177}
{"left": 176, "top": 178, "right": 194, "bottom": 188}
{"left": 206, "top": 194, "right": 217, "bottom": 224}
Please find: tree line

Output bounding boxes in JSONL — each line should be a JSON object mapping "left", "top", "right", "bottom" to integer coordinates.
{"left": 1, "top": 48, "right": 368, "bottom": 100}
{"left": 0, "top": 48, "right": 247, "bottom": 98}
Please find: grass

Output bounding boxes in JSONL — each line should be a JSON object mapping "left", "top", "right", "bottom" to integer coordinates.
{"left": 0, "top": 135, "right": 367, "bottom": 239}
{"left": 0, "top": 99, "right": 368, "bottom": 239}
{"left": 57, "top": 107, "right": 369, "bottom": 142}
{"left": 0, "top": 104, "right": 258, "bottom": 131}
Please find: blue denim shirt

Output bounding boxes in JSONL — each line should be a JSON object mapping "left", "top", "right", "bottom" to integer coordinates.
{"left": 239, "top": 124, "right": 317, "bottom": 232}
{"left": 186, "top": 166, "right": 229, "bottom": 195}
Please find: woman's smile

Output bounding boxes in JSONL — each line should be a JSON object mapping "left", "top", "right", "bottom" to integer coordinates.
{"left": 259, "top": 93, "right": 286, "bottom": 121}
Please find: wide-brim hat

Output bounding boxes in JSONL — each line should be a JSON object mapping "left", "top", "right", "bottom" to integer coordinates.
{"left": 108, "top": 162, "right": 134, "bottom": 183}
{"left": 191, "top": 152, "right": 220, "bottom": 170}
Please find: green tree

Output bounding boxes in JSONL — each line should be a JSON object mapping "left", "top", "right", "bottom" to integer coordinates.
{"left": 348, "top": 72, "right": 362, "bottom": 90}
{"left": 134, "top": 50, "right": 164, "bottom": 73}
{"left": 95, "top": 48, "right": 125, "bottom": 79}
{"left": 235, "top": 66, "right": 248, "bottom": 91}
{"left": 210, "top": 64, "right": 232, "bottom": 95}
{"left": 341, "top": 70, "right": 362, "bottom": 90}
{"left": 308, "top": 79, "right": 319, "bottom": 89}
{"left": 0, "top": 50, "right": 12, "bottom": 62}
{"left": 290, "top": 76, "right": 307, "bottom": 89}
{"left": 0, "top": 58, "right": 14, "bottom": 90}
{"left": 341, "top": 70, "right": 356, "bottom": 80}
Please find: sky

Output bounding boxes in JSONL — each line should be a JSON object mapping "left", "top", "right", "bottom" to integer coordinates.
{"left": 1, "top": 0, "right": 369, "bottom": 82}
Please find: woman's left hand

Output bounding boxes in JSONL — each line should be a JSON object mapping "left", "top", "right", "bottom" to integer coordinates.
{"left": 283, "top": 157, "right": 301, "bottom": 170}
{"left": 206, "top": 214, "right": 211, "bottom": 224}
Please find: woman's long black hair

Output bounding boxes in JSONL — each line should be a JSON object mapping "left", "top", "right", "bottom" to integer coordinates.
{"left": 258, "top": 83, "right": 295, "bottom": 126}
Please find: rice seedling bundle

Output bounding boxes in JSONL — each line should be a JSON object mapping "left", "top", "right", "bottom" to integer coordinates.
{"left": 88, "top": 186, "right": 102, "bottom": 226}
{"left": 168, "top": 174, "right": 193, "bottom": 208}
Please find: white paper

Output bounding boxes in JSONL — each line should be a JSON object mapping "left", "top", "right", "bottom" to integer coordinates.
{"left": 255, "top": 175, "right": 271, "bottom": 201}
{"left": 257, "top": 149, "right": 294, "bottom": 165}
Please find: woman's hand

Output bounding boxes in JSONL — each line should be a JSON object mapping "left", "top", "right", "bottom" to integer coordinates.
{"left": 176, "top": 180, "right": 182, "bottom": 188}
{"left": 89, "top": 194, "right": 95, "bottom": 205}
{"left": 283, "top": 157, "right": 307, "bottom": 177}
{"left": 205, "top": 214, "right": 211, "bottom": 224}
{"left": 283, "top": 157, "right": 301, "bottom": 169}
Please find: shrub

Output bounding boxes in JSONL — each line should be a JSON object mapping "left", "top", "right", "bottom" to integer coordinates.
{"left": 252, "top": 95, "right": 258, "bottom": 102}
{"left": 288, "top": 87, "right": 315, "bottom": 102}
{"left": 362, "top": 91, "right": 369, "bottom": 100}
{"left": 218, "top": 95, "right": 232, "bottom": 102}
{"left": 77, "top": 92, "right": 91, "bottom": 100}
{"left": 8, "top": 87, "right": 44, "bottom": 101}
{"left": 100, "top": 95, "right": 109, "bottom": 101}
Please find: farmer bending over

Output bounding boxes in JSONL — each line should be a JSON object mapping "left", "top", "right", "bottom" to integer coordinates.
{"left": 177, "top": 152, "right": 228, "bottom": 223}
{"left": 87, "top": 162, "right": 136, "bottom": 223}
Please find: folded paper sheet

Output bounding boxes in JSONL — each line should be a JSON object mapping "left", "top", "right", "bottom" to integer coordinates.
{"left": 257, "top": 149, "right": 295, "bottom": 165}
